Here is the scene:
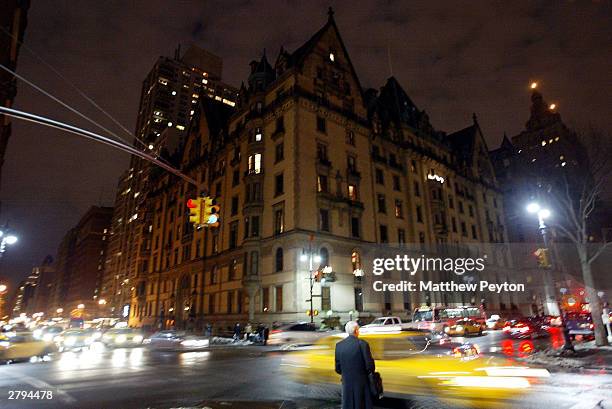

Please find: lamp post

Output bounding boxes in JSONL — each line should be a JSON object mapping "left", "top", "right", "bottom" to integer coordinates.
{"left": 300, "top": 236, "right": 321, "bottom": 324}
{"left": 526, "top": 202, "right": 559, "bottom": 316}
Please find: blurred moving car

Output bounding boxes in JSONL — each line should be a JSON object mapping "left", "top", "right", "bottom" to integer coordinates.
{"left": 33, "top": 326, "right": 64, "bottom": 342}
{"left": 565, "top": 313, "right": 594, "bottom": 338}
{"left": 144, "top": 330, "right": 209, "bottom": 351}
{"left": 56, "top": 328, "right": 100, "bottom": 351}
{"left": 101, "top": 328, "right": 144, "bottom": 347}
{"left": 485, "top": 315, "right": 507, "bottom": 330}
{"left": 445, "top": 318, "right": 484, "bottom": 336}
{"left": 0, "top": 332, "right": 58, "bottom": 363}
{"left": 268, "top": 322, "right": 337, "bottom": 345}
{"left": 283, "top": 330, "right": 550, "bottom": 408}
{"left": 502, "top": 319, "right": 548, "bottom": 339}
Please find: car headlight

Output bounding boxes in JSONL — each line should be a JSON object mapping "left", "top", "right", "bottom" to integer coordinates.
{"left": 0, "top": 341, "right": 10, "bottom": 348}
{"left": 43, "top": 333, "right": 54, "bottom": 342}
{"left": 133, "top": 335, "right": 143, "bottom": 343}
{"left": 180, "top": 339, "right": 209, "bottom": 348}
{"left": 444, "top": 327, "right": 450, "bottom": 333}
{"left": 456, "top": 325, "right": 464, "bottom": 331}
{"left": 116, "top": 334, "right": 127, "bottom": 343}
{"left": 65, "top": 336, "right": 76, "bottom": 346}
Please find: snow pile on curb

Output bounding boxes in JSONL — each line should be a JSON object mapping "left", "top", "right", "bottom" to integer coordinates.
{"left": 522, "top": 341, "right": 612, "bottom": 371}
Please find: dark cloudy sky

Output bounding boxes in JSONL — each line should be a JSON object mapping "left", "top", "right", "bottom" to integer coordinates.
{"left": 0, "top": 1, "right": 610, "bottom": 294}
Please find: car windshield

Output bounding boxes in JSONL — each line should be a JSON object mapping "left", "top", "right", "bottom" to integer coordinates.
{"left": 413, "top": 311, "right": 433, "bottom": 321}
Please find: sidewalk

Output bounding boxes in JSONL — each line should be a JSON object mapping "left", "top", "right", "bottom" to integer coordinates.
{"left": 521, "top": 340, "right": 612, "bottom": 372}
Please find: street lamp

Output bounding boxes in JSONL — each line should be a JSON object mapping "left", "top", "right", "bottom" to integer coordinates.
{"left": 0, "top": 226, "right": 18, "bottom": 259}
{"left": 0, "top": 284, "right": 7, "bottom": 293}
{"left": 301, "top": 236, "right": 321, "bottom": 324}
{"left": 98, "top": 299, "right": 107, "bottom": 305}
{"left": 526, "top": 202, "right": 559, "bottom": 316}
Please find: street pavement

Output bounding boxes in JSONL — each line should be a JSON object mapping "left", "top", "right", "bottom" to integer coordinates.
{"left": 0, "top": 332, "right": 610, "bottom": 409}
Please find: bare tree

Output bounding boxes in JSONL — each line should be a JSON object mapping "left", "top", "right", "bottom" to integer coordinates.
{"left": 548, "top": 128, "right": 611, "bottom": 346}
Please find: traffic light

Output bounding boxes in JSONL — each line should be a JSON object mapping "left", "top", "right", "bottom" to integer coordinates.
{"left": 533, "top": 248, "right": 551, "bottom": 268}
{"left": 202, "top": 196, "right": 220, "bottom": 227}
{"left": 187, "top": 198, "right": 203, "bottom": 227}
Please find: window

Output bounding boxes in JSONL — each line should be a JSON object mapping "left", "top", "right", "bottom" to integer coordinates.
{"left": 229, "top": 259, "right": 238, "bottom": 280}
{"left": 208, "top": 293, "right": 215, "bottom": 313}
{"left": 451, "top": 217, "right": 457, "bottom": 233}
{"left": 348, "top": 184, "right": 357, "bottom": 200}
{"left": 392, "top": 175, "right": 401, "bottom": 191}
{"left": 232, "top": 169, "right": 240, "bottom": 186}
{"left": 316, "top": 116, "right": 326, "bottom": 133}
{"left": 416, "top": 205, "right": 423, "bottom": 223}
{"left": 346, "top": 130, "right": 355, "bottom": 145}
{"left": 317, "top": 175, "right": 328, "bottom": 193}
{"left": 469, "top": 205, "right": 474, "bottom": 217}
{"left": 449, "top": 197, "right": 454, "bottom": 209}
{"left": 351, "top": 217, "right": 360, "bottom": 238}
{"left": 275, "top": 143, "right": 284, "bottom": 163}
{"left": 414, "top": 181, "right": 420, "bottom": 196}
{"left": 227, "top": 291, "right": 233, "bottom": 313}
{"left": 210, "top": 265, "right": 218, "bottom": 284}
{"left": 243, "top": 217, "right": 250, "bottom": 239}
{"left": 380, "top": 225, "right": 388, "bottom": 243}
{"left": 317, "top": 143, "right": 328, "bottom": 161}
{"left": 375, "top": 168, "right": 384, "bottom": 184}
{"left": 248, "top": 153, "right": 262, "bottom": 174}
{"left": 377, "top": 194, "right": 386, "bottom": 214}
{"left": 212, "top": 232, "right": 219, "bottom": 254}
{"left": 274, "top": 208, "right": 284, "bottom": 235}
{"left": 319, "top": 209, "right": 330, "bottom": 231}
{"left": 471, "top": 225, "right": 478, "bottom": 239}
{"left": 254, "top": 127, "right": 263, "bottom": 142}
{"left": 354, "top": 288, "right": 363, "bottom": 312}
{"left": 231, "top": 196, "right": 239, "bottom": 216}
{"left": 275, "top": 248, "right": 283, "bottom": 272}
{"left": 262, "top": 287, "right": 269, "bottom": 312}
{"left": 229, "top": 221, "right": 238, "bottom": 249}
{"left": 250, "top": 251, "right": 259, "bottom": 275}
{"left": 275, "top": 286, "right": 283, "bottom": 312}
{"left": 398, "top": 229, "right": 406, "bottom": 245}
{"left": 461, "top": 222, "right": 467, "bottom": 236}
{"left": 395, "top": 200, "right": 403, "bottom": 218}
{"left": 275, "top": 173, "right": 284, "bottom": 196}
{"left": 459, "top": 201, "right": 464, "bottom": 214}
{"left": 251, "top": 216, "right": 260, "bottom": 237}
{"left": 347, "top": 155, "right": 357, "bottom": 172}
{"left": 320, "top": 247, "right": 330, "bottom": 267}
{"left": 275, "top": 116, "right": 284, "bottom": 133}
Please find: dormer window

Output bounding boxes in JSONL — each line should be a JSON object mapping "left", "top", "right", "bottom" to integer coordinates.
{"left": 255, "top": 128, "right": 263, "bottom": 142}
{"left": 329, "top": 52, "right": 335, "bottom": 62}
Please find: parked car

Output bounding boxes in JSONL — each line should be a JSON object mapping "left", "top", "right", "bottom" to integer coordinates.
{"left": 144, "top": 330, "right": 209, "bottom": 351}
{"left": 267, "top": 322, "right": 337, "bottom": 345}
{"left": 101, "top": 328, "right": 144, "bottom": 347}
{"left": 445, "top": 318, "right": 484, "bottom": 336}
{"left": 0, "top": 332, "right": 58, "bottom": 363}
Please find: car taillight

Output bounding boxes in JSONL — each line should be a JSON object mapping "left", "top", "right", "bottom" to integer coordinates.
{"left": 503, "top": 326, "right": 511, "bottom": 332}
{"left": 270, "top": 330, "right": 281, "bottom": 334}
{"left": 452, "top": 347, "right": 462, "bottom": 358}
{"left": 589, "top": 324, "right": 594, "bottom": 329}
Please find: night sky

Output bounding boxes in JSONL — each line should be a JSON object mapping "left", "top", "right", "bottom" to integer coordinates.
{"left": 0, "top": 1, "right": 610, "bottom": 294}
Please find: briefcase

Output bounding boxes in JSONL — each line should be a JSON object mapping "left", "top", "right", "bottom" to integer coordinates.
{"left": 368, "top": 371, "right": 384, "bottom": 399}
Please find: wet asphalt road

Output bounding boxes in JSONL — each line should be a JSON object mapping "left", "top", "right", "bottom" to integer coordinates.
{"left": 0, "top": 331, "right": 610, "bottom": 409}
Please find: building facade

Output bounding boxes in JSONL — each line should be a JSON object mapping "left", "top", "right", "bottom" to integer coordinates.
{"left": 125, "top": 10, "right": 517, "bottom": 330}
{"left": 101, "top": 45, "right": 237, "bottom": 318}
{"left": 47, "top": 206, "right": 112, "bottom": 318}
{"left": 0, "top": 0, "right": 29, "bottom": 198}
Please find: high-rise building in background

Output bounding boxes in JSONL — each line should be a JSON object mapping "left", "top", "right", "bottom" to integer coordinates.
{"left": 101, "top": 45, "right": 237, "bottom": 319}
{"left": 0, "top": 0, "right": 30, "bottom": 201}
{"left": 29, "top": 255, "right": 55, "bottom": 315}
{"left": 45, "top": 206, "right": 112, "bottom": 318}
{"left": 125, "top": 10, "right": 515, "bottom": 331}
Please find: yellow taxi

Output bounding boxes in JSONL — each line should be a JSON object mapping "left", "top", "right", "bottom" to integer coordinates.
{"left": 445, "top": 318, "right": 484, "bottom": 336}
{"left": 0, "top": 332, "right": 58, "bottom": 363}
{"left": 282, "top": 330, "right": 549, "bottom": 408}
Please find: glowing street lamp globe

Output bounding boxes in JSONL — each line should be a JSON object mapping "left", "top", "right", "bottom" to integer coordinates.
{"left": 0, "top": 284, "right": 7, "bottom": 293}
{"left": 526, "top": 203, "right": 541, "bottom": 214}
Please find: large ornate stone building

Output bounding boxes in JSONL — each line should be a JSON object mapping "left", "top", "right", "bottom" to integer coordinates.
{"left": 124, "top": 10, "right": 516, "bottom": 330}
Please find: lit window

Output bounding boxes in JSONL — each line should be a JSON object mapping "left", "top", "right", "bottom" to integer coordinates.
{"left": 541, "top": 140, "right": 546, "bottom": 146}
{"left": 248, "top": 153, "right": 262, "bottom": 174}
{"left": 202, "top": 78, "right": 208, "bottom": 84}
{"left": 559, "top": 155, "right": 564, "bottom": 160}
{"left": 167, "top": 122, "right": 173, "bottom": 127}
{"left": 561, "top": 162, "right": 567, "bottom": 167}
{"left": 171, "top": 91, "right": 177, "bottom": 96}
{"left": 555, "top": 137, "right": 559, "bottom": 141}
{"left": 329, "top": 52, "right": 335, "bottom": 62}
{"left": 255, "top": 128, "right": 263, "bottom": 141}
{"left": 176, "top": 124, "right": 185, "bottom": 131}
{"left": 549, "top": 139, "right": 553, "bottom": 144}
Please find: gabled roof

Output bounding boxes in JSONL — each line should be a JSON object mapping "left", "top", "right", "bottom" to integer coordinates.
{"left": 447, "top": 123, "right": 478, "bottom": 166}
